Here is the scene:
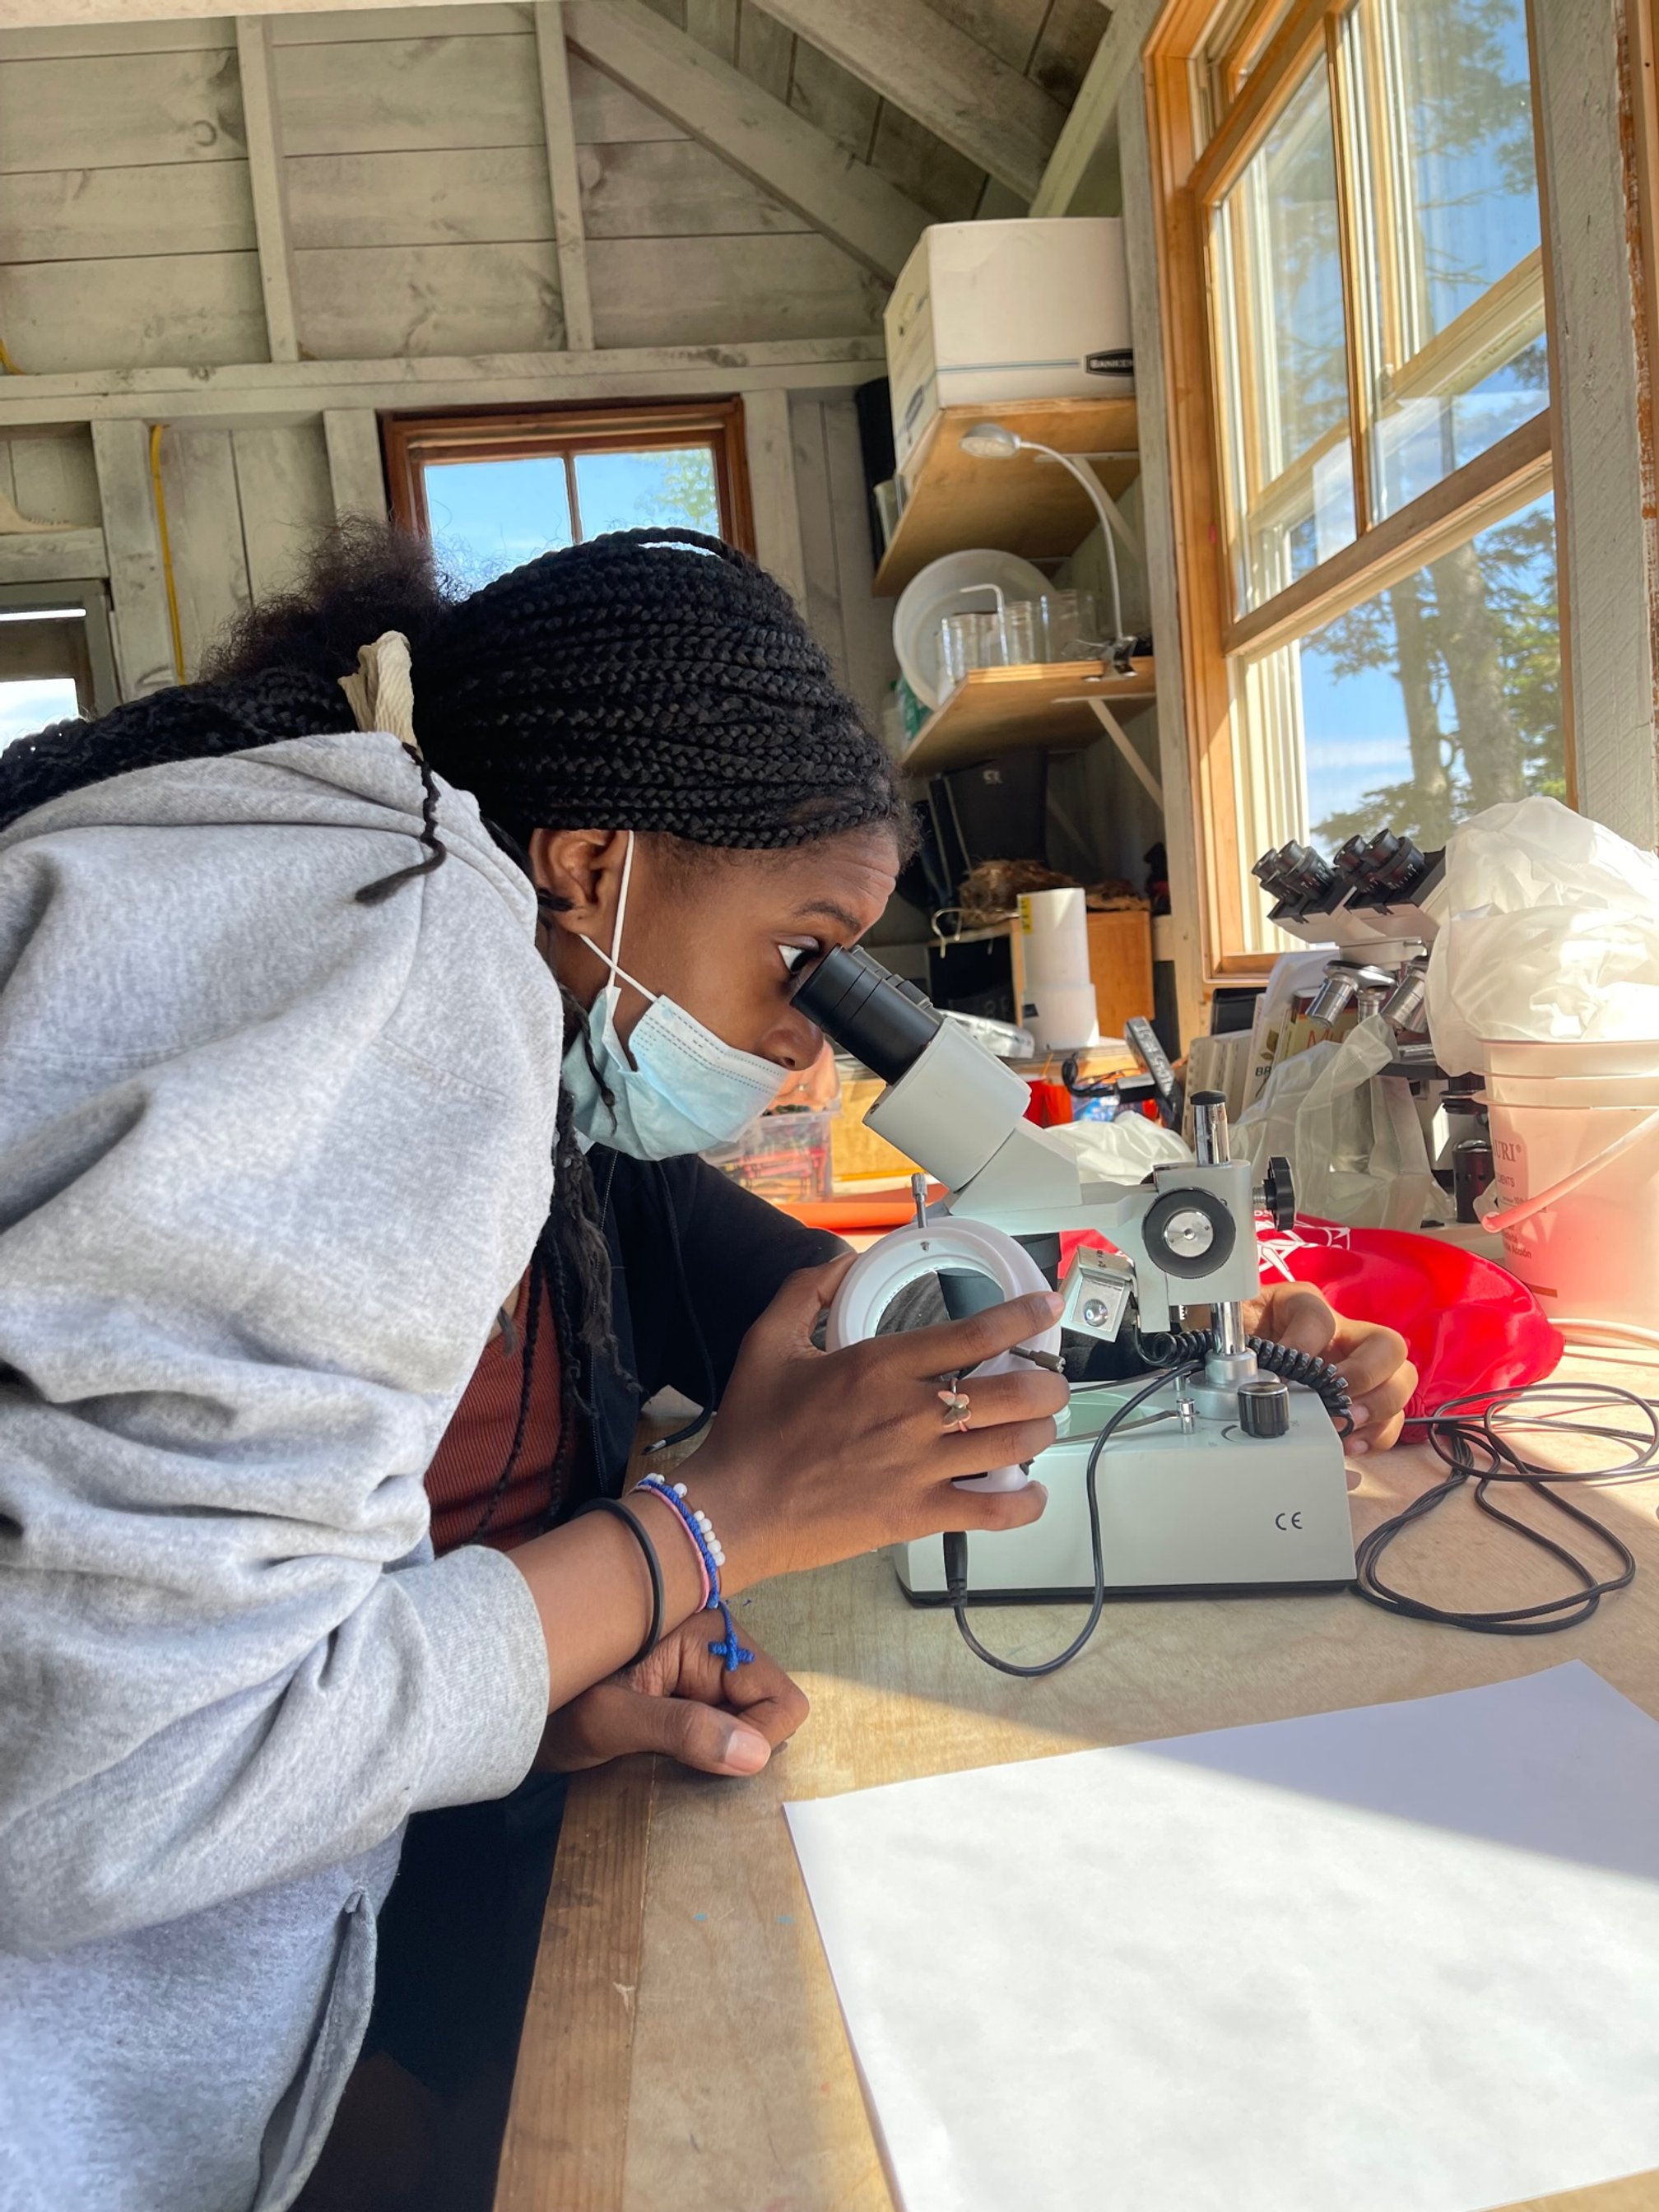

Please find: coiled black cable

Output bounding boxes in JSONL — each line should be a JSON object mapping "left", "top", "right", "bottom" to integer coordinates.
{"left": 1351, "top": 1379, "right": 1652, "bottom": 1633}
{"left": 1249, "top": 1338, "right": 1353, "bottom": 1429}
{"left": 1129, "top": 1325, "right": 1211, "bottom": 1367}
{"left": 1130, "top": 1327, "right": 1353, "bottom": 1430}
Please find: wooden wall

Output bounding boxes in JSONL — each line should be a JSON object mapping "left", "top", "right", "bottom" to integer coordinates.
{"left": 0, "top": 3, "right": 997, "bottom": 708}
{"left": 0, "top": 0, "right": 1100, "bottom": 708}
{"left": 0, "top": 7, "right": 890, "bottom": 373}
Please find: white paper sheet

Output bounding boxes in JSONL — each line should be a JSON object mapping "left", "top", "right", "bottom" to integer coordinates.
{"left": 784, "top": 1664, "right": 1659, "bottom": 2212}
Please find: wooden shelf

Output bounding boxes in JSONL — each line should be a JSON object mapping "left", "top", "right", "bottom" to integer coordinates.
{"left": 900, "top": 658, "right": 1156, "bottom": 778}
{"left": 872, "top": 397, "right": 1141, "bottom": 597}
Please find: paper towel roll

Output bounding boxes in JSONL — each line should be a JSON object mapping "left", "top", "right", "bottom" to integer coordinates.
{"left": 1020, "top": 889, "right": 1099, "bottom": 1049}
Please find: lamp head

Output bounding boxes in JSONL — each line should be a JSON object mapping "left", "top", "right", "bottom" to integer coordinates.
{"left": 960, "top": 421, "right": 1024, "bottom": 461}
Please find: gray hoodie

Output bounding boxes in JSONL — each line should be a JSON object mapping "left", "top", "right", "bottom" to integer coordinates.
{"left": 0, "top": 732, "right": 561, "bottom": 2210}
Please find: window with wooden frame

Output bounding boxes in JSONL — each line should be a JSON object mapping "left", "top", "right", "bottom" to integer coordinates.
{"left": 1147, "top": 0, "right": 1563, "bottom": 970}
{"left": 383, "top": 399, "right": 755, "bottom": 589}
{"left": 0, "top": 582, "right": 117, "bottom": 754}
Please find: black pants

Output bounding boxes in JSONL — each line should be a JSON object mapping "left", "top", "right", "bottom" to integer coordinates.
{"left": 360, "top": 1771, "right": 569, "bottom": 2202}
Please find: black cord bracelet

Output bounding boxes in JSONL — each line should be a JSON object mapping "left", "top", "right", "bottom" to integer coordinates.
{"left": 572, "top": 1495, "right": 664, "bottom": 1668}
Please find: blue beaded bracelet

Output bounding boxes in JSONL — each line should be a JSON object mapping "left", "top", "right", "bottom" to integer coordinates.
{"left": 632, "top": 1473, "right": 755, "bottom": 1674}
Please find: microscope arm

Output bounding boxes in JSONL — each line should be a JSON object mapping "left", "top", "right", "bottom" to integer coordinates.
{"left": 863, "top": 1021, "right": 1262, "bottom": 1333}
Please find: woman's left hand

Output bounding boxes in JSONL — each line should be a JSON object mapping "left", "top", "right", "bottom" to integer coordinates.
{"left": 1242, "top": 1280, "right": 1418, "bottom": 1455}
{"left": 536, "top": 1618, "right": 809, "bottom": 1778}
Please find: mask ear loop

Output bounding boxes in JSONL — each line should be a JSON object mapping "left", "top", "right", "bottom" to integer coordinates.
{"left": 579, "top": 832, "right": 661, "bottom": 1007}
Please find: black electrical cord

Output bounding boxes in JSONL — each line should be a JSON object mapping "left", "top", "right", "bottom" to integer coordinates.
{"left": 1131, "top": 1326, "right": 1354, "bottom": 1431}
{"left": 1352, "top": 1378, "right": 1655, "bottom": 1633}
{"left": 942, "top": 1364, "right": 1200, "bottom": 1678}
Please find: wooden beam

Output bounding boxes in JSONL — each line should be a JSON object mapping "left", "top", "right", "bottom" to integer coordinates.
{"left": 1029, "top": 0, "right": 1149, "bottom": 217}
{"left": 746, "top": 0, "right": 1064, "bottom": 202}
{"left": 323, "top": 408, "right": 388, "bottom": 523}
{"left": 0, "top": 0, "right": 522, "bottom": 24}
{"left": 532, "top": 2, "right": 594, "bottom": 352}
{"left": 90, "top": 422, "right": 176, "bottom": 698}
{"left": 235, "top": 16, "right": 302, "bottom": 365}
{"left": 0, "top": 529, "right": 109, "bottom": 584}
{"left": 686, "top": 0, "right": 738, "bottom": 63}
{"left": 742, "top": 388, "right": 807, "bottom": 608}
{"left": 1530, "top": 0, "right": 1659, "bottom": 852}
{"left": 1118, "top": 52, "right": 1206, "bottom": 1040}
{"left": 0, "top": 336, "right": 885, "bottom": 430}
{"left": 563, "top": 0, "right": 927, "bottom": 280}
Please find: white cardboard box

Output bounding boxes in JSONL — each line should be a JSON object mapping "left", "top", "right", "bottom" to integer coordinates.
{"left": 885, "top": 217, "right": 1133, "bottom": 477}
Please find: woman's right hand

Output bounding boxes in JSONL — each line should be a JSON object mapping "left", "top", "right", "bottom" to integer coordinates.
{"left": 676, "top": 1257, "right": 1067, "bottom": 1591}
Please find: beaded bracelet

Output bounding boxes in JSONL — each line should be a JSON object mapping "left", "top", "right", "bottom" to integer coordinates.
{"left": 632, "top": 1473, "right": 755, "bottom": 1674}
{"left": 570, "top": 1496, "right": 663, "bottom": 1669}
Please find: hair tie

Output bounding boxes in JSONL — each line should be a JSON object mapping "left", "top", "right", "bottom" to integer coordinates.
{"left": 339, "top": 631, "right": 419, "bottom": 755}
{"left": 341, "top": 630, "right": 449, "bottom": 904}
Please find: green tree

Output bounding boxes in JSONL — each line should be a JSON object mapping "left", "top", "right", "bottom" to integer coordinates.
{"left": 633, "top": 448, "right": 720, "bottom": 533}
{"left": 1311, "top": 499, "right": 1562, "bottom": 849}
{"left": 1304, "top": 0, "right": 1555, "bottom": 851}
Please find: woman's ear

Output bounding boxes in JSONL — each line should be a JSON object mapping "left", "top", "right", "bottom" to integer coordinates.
{"left": 528, "top": 828, "right": 628, "bottom": 934}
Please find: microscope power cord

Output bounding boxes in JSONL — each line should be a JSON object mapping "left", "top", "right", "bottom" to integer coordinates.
{"left": 943, "top": 1364, "right": 1200, "bottom": 1679}
{"left": 1132, "top": 1327, "right": 1354, "bottom": 1430}
{"left": 1351, "top": 1378, "right": 1654, "bottom": 1634}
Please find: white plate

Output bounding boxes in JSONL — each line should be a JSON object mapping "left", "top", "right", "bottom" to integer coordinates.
{"left": 893, "top": 548, "right": 1052, "bottom": 712}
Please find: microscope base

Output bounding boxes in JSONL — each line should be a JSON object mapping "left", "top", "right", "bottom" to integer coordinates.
{"left": 896, "top": 1389, "right": 1357, "bottom": 1601}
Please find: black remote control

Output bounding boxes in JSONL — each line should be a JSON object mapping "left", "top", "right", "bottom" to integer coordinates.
{"left": 1125, "top": 1016, "right": 1183, "bottom": 1129}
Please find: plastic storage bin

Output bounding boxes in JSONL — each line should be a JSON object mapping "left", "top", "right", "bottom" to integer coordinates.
{"left": 704, "top": 1109, "right": 834, "bottom": 1205}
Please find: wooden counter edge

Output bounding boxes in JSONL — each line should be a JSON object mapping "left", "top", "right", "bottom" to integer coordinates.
{"left": 494, "top": 1754, "right": 657, "bottom": 2212}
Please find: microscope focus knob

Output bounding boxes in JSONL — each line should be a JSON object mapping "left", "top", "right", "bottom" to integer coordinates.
{"left": 1260, "top": 1155, "right": 1296, "bottom": 1231}
{"left": 1238, "top": 1376, "right": 1291, "bottom": 1438}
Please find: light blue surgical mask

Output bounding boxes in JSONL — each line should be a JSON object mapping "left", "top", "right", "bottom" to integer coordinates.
{"left": 560, "top": 833, "right": 784, "bottom": 1160}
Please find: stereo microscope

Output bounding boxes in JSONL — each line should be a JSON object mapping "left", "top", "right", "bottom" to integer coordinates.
{"left": 795, "top": 947, "right": 1357, "bottom": 1605}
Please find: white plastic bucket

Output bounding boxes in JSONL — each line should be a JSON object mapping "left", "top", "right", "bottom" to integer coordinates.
{"left": 1477, "top": 1056, "right": 1659, "bottom": 1322}
{"left": 1480, "top": 1037, "right": 1659, "bottom": 1079}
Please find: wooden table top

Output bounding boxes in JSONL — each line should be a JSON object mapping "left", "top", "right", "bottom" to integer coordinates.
{"left": 496, "top": 1341, "right": 1659, "bottom": 2212}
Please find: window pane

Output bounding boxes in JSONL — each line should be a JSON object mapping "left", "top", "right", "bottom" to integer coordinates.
{"left": 1346, "top": 0, "right": 1548, "bottom": 518}
{"left": 1234, "top": 490, "right": 1563, "bottom": 950}
{"left": 0, "top": 676, "right": 79, "bottom": 753}
{"left": 572, "top": 445, "right": 721, "bottom": 538}
{"left": 1212, "top": 58, "right": 1356, "bottom": 611}
{"left": 421, "top": 457, "right": 573, "bottom": 588}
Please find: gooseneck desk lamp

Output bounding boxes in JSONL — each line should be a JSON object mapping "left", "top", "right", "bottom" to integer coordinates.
{"left": 958, "top": 419, "right": 1139, "bottom": 655}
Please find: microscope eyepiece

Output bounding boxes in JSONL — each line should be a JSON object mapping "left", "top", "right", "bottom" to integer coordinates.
{"left": 791, "top": 943, "right": 943, "bottom": 1084}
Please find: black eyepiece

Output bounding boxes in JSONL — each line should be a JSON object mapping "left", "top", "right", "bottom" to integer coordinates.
{"left": 791, "top": 944, "right": 942, "bottom": 1084}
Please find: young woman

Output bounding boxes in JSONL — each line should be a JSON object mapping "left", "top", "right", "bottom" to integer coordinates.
{"left": 0, "top": 527, "right": 1414, "bottom": 2212}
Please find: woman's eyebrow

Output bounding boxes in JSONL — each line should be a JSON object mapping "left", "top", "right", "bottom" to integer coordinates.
{"left": 791, "top": 898, "right": 865, "bottom": 934}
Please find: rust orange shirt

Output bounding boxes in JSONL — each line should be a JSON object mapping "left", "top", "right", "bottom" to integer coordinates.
{"left": 425, "top": 1273, "right": 567, "bottom": 1555}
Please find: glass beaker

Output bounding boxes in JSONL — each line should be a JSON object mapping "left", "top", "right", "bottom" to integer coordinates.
{"left": 999, "top": 600, "right": 1040, "bottom": 667}
{"left": 1040, "top": 589, "right": 1101, "bottom": 662}
{"left": 938, "top": 613, "right": 976, "bottom": 694}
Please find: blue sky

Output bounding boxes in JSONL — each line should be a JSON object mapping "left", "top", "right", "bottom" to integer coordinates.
{"left": 423, "top": 447, "right": 717, "bottom": 588}
{"left": 1295, "top": 488, "right": 1556, "bottom": 825}
{"left": 0, "top": 675, "right": 78, "bottom": 753}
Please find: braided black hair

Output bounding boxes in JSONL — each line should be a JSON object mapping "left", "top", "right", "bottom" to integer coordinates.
{"left": 0, "top": 522, "right": 907, "bottom": 851}
{"left": 0, "top": 522, "right": 909, "bottom": 1513}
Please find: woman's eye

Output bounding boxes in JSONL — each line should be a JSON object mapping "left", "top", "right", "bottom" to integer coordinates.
{"left": 778, "top": 942, "right": 816, "bottom": 974}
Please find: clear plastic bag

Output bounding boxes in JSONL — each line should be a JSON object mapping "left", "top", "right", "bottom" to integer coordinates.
{"left": 1238, "top": 1018, "right": 1449, "bottom": 1231}
{"left": 1425, "top": 796, "right": 1659, "bottom": 1076}
{"left": 1043, "top": 1114, "right": 1194, "bottom": 1183}
{"left": 1234, "top": 1036, "right": 1341, "bottom": 1172}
